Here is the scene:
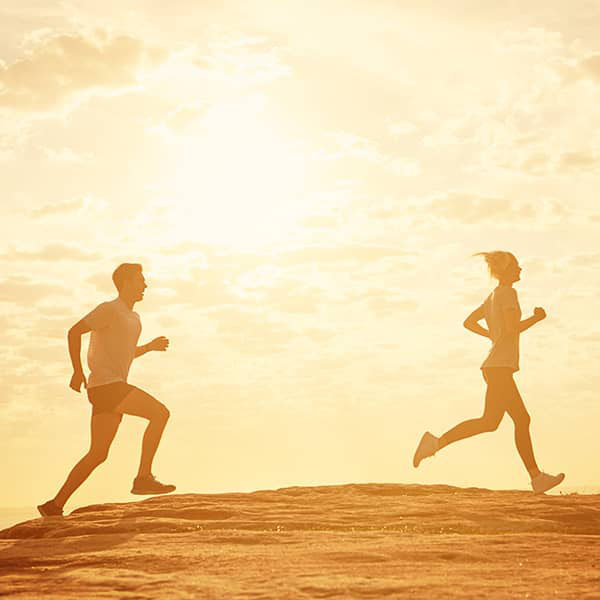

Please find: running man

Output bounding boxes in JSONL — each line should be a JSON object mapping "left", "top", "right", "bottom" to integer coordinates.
{"left": 413, "top": 251, "right": 564, "bottom": 495}
{"left": 38, "top": 263, "right": 175, "bottom": 517}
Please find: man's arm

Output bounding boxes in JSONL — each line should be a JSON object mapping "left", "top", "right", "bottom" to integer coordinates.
{"left": 463, "top": 305, "right": 490, "bottom": 338}
{"left": 68, "top": 319, "right": 91, "bottom": 392}
{"left": 134, "top": 336, "right": 169, "bottom": 358}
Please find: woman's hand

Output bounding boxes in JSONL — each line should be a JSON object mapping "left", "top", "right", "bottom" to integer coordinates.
{"left": 533, "top": 307, "right": 546, "bottom": 321}
{"left": 463, "top": 305, "right": 490, "bottom": 338}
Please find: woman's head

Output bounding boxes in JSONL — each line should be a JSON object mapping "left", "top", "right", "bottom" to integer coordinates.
{"left": 475, "top": 251, "right": 521, "bottom": 283}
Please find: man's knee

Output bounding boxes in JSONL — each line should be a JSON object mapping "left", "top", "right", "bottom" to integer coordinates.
{"left": 155, "top": 403, "right": 170, "bottom": 424}
{"left": 87, "top": 448, "right": 110, "bottom": 466}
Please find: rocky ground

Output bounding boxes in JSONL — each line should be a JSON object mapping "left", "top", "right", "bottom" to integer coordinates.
{"left": 1, "top": 483, "right": 599, "bottom": 598}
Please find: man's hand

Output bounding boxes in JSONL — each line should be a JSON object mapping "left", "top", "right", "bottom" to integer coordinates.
{"left": 533, "top": 307, "right": 547, "bottom": 322}
{"left": 70, "top": 370, "right": 87, "bottom": 393}
{"left": 148, "top": 336, "right": 169, "bottom": 352}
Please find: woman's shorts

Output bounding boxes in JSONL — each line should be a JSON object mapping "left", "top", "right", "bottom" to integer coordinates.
{"left": 87, "top": 382, "right": 137, "bottom": 418}
{"left": 481, "top": 367, "right": 515, "bottom": 384}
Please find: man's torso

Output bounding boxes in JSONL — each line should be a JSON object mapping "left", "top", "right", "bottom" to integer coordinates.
{"left": 85, "top": 298, "right": 142, "bottom": 388}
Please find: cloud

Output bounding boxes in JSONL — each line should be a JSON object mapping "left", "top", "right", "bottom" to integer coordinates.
{"left": 558, "top": 151, "right": 600, "bottom": 171}
{"left": 212, "top": 307, "right": 296, "bottom": 355}
{"left": 302, "top": 328, "right": 335, "bottom": 343}
{"left": 345, "top": 287, "right": 418, "bottom": 317}
{"left": 30, "top": 199, "right": 84, "bottom": 218}
{"left": 301, "top": 215, "right": 339, "bottom": 229}
{"left": 316, "top": 131, "right": 420, "bottom": 176}
{"left": 568, "top": 252, "right": 600, "bottom": 268}
{"left": 157, "top": 314, "right": 180, "bottom": 328}
{"left": 571, "top": 332, "right": 600, "bottom": 343}
{"left": 195, "top": 35, "right": 291, "bottom": 87}
{"left": 278, "top": 245, "right": 410, "bottom": 265}
{"left": 0, "top": 243, "right": 100, "bottom": 261}
{"left": 411, "top": 193, "right": 529, "bottom": 224}
{"left": 579, "top": 53, "right": 600, "bottom": 82}
{"left": 511, "top": 149, "right": 600, "bottom": 175}
{"left": 400, "top": 192, "right": 581, "bottom": 226}
{"left": 152, "top": 270, "right": 236, "bottom": 309}
{"left": 388, "top": 120, "right": 418, "bottom": 136}
{"left": 262, "top": 285, "right": 321, "bottom": 314}
{"left": 553, "top": 52, "right": 600, "bottom": 88}
{"left": 161, "top": 105, "right": 205, "bottom": 133}
{"left": 159, "top": 241, "right": 212, "bottom": 258}
{"left": 0, "top": 276, "right": 65, "bottom": 304}
{"left": 0, "top": 30, "right": 167, "bottom": 110}
{"left": 86, "top": 272, "right": 115, "bottom": 294}
{"left": 557, "top": 52, "right": 600, "bottom": 85}
{"left": 237, "top": 276, "right": 323, "bottom": 314}
{"left": 366, "top": 295, "right": 418, "bottom": 317}
{"left": 42, "top": 146, "right": 92, "bottom": 163}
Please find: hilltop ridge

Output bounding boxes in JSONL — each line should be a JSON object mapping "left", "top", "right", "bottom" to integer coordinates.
{"left": 1, "top": 483, "right": 599, "bottom": 598}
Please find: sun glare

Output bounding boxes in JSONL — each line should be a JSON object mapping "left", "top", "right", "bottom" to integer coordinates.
{"left": 164, "top": 95, "right": 310, "bottom": 249}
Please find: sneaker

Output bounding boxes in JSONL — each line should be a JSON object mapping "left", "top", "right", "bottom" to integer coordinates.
{"left": 531, "top": 471, "right": 565, "bottom": 495}
{"left": 413, "top": 431, "right": 439, "bottom": 468}
{"left": 37, "top": 500, "right": 63, "bottom": 517}
{"left": 131, "top": 474, "right": 176, "bottom": 495}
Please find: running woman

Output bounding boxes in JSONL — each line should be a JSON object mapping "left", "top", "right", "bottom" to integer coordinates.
{"left": 38, "top": 263, "right": 175, "bottom": 517}
{"left": 413, "top": 251, "right": 564, "bottom": 494}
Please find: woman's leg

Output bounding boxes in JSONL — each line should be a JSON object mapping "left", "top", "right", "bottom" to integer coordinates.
{"left": 438, "top": 369, "right": 505, "bottom": 450}
{"left": 503, "top": 376, "right": 540, "bottom": 478}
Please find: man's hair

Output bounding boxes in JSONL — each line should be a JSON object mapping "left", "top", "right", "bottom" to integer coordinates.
{"left": 112, "top": 263, "right": 142, "bottom": 291}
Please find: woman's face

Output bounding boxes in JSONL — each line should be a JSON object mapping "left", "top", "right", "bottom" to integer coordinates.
{"left": 502, "top": 254, "right": 522, "bottom": 283}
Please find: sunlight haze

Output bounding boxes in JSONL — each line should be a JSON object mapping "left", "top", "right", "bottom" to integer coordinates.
{"left": 1, "top": 0, "right": 600, "bottom": 509}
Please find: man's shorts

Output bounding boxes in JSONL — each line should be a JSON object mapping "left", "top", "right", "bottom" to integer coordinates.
{"left": 87, "top": 382, "right": 138, "bottom": 419}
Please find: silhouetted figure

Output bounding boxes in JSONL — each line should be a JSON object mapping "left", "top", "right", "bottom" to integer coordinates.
{"left": 38, "top": 263, "right": 175, "bottom": 517}
{"left": 413, "top": 251, "right": 564, "bottom": 494}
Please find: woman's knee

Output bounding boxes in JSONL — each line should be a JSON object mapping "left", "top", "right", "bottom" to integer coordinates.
{"left": 514, "top": 411, "right": 531, "bottom": 429}
{"left": 480, "top": 416, "right": 501, "bottom": 433}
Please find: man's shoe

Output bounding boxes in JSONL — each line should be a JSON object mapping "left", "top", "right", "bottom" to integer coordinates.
{"left": 531, "top": 471, "right": 565, "bottom": 494}
{"left": 413, "top": 431, "right": 439, "bottom": 468}
{"left": 37, "top": 500, "right": 63, "bottom": 517}
{"left": 131, "top": 474, "right": 176, "bottom": 495}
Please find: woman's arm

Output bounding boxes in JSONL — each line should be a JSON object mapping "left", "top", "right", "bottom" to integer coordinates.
{"left": 503, "top": 306, "right": 546, "bottom": 335}
{"left": 519, "top": 307, "right": 546, "bottom": 333}
{"left": 463, "top": 305, "right": 490, "bottom": 338}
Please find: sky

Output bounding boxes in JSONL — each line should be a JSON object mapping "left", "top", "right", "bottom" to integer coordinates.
{"left": 1, "top": 1, "right": 600, "bottom": 509}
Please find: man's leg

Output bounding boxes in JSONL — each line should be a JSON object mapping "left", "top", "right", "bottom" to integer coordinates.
{"left": 52, "top": 413, "right": 122, "bottom": 509}
{"left": 114, "top": 387, "right": 172, "bottom": 489}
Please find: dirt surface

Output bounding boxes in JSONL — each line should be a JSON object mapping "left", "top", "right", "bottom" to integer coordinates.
{"left": 1, "top": 484, "right": 599, "bottom": 599}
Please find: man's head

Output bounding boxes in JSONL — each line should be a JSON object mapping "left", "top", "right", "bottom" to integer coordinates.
{"left": 112, "top": 263, "right": 147, "bottom": 302}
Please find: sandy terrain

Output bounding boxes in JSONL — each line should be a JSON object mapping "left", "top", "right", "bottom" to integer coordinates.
{"left": 1, "top": 484, "right": 599, "bottom": 599}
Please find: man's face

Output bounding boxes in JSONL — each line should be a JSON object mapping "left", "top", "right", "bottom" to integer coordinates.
{"left": 127, "top": 270, "right": 147, "bottom": 302}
